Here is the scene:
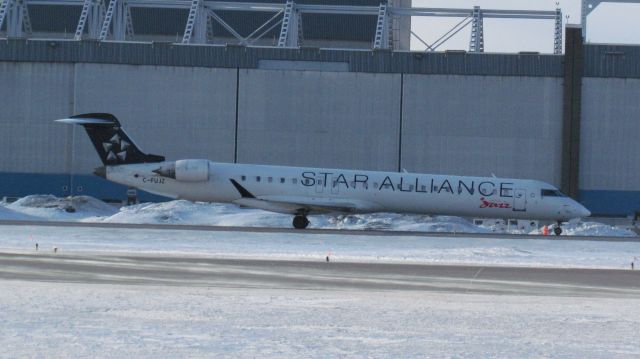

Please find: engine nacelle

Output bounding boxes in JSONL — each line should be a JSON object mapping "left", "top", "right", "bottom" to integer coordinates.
{"left": 153, "top": 160, "right": 209, "bottom": 182}
{"left": 175, "top": 159, "right": 209, "bottom": 182}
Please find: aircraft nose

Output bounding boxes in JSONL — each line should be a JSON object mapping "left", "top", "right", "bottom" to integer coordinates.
{"left": 577, "top": 204, "right": 591, "bottom": 217}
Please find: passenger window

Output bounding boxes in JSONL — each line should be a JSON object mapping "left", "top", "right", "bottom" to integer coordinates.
{"left": 318, "top": 180, "right": 323, "bottom": 185}
{"left": 256, "top": 176, "right": 261, "bottom": 182}
{"left": 421, "top": 185, "right": 427, "bottom": 191}
{"left": 280, "top": 178, "right": 285, "bottom": 184}
{"left": 241, "top": 175, "right": 246, "bottom": 181}
{"left": 292, "top": 178, "right": 297, "bottom": 184}
{"left": 268, "top": 177, "right": 273, "bottom": 183}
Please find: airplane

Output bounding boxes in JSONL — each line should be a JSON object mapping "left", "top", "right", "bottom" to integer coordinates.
{"left": 57, "top": 113, "right": 591, "bottom": 235}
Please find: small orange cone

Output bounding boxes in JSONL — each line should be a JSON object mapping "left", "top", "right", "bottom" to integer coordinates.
{"left": 542, "top": 225, "right": 549, "bottom": 236}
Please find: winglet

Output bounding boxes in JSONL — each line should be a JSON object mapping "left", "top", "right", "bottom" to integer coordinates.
{"left": 230, "top": 179, "right": 256, "bottom": 198}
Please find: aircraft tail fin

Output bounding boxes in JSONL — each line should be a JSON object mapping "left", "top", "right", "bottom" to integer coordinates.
{"left": 56, "top": 113, "right": 165, "bottom": 165}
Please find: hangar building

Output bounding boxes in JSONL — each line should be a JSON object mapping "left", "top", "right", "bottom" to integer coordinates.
{"left": 0, "top": 0, "right": 638, "bottom": 217}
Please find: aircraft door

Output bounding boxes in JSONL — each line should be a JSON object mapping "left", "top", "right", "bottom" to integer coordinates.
{"left": 315, "top": 176, "right": 324, "bottom": 194}
{"left": 513, "top": 189, "right": 526, "bottom": 211}
{"left": 331, "top": 176, "right": 339, "bottom": 195}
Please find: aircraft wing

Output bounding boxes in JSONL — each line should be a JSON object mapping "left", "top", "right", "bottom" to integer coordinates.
{"left": 229, "top": 179, "right": 382, "bottom": 214}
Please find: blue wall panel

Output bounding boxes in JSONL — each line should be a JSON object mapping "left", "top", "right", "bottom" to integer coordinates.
{"left": 579, "top": 190, "right": 640, "bottom": 217}
{"left": 0, "top": 172, "right": 167, "bottom": 202}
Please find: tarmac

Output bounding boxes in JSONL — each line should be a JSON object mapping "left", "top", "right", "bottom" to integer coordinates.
{"left": 1, "top": 252, "right": 639, "bottom": 298}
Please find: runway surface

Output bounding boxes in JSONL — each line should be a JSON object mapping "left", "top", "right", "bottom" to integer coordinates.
{"left": 1, "top": 252, "right": 639, "bottom": 297}
{"left": 0, "top": 219, "right": 638, "bottom": 242}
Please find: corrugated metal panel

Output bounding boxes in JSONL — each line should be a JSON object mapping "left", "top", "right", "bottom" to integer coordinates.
{"left": 584, "top": 44, "right": 640, "bottom": 79}
{"left": 402, "top": 75, "right": 564, "bottom": 184}
{"left": 580, "top": 77, "right": 640, "bottom": 191}
{"left": 0, "top": 40, "right": 564, "bottom": 77}
{"left": 237, "top": 69, "right": 401, "bottom": 171}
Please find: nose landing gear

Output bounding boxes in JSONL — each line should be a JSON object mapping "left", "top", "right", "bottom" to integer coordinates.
{"left": 293, "top": 214, "right": 310, "bottom": 229}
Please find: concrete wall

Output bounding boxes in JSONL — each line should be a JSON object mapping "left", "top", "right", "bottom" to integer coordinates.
{"left": 237, "top": 69, "right": 401, "bottom": 171}
{"left": 581, "top": 77, "right": 640, "bottom": 191}
{"left": 401, "top": 75, "right": 564, "bottom": 185}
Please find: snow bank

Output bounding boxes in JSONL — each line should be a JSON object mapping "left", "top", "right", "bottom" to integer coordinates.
{"left": 1, "top": 195, "right": 637, "bottom": 237}
{"left": 561, "top": 220, "right": 637, "bottom": 237}
{"left": 6, "top": 195, "right": 118, "bottom": 221}
{"left": 96, "top": 200, "right": 294, "bottom": 227}
{"left": 0, "top": 205, "right": 39, "bottom": 221}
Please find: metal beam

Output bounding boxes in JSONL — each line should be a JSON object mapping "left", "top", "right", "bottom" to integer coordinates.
{"left": 0, "top": 0, "right": 13, "bottom": 34}
{"left": 277, "top": 0, "right": 298, "bottom": 47}
{"left": 241, "top": 8, "right": 282, "bottom": 45}
{"left": 554, "top": 8, "right": 563, "bottom": 54}
{"left": 2, "top": 0, "right": 30, "bottom": 37}
{"left": 113, "top": 0, "right": 126, "bottom": 40}
{"left": 469, "top": 6, "right": 483, "bottom": 52}
{"left": 75, "top": 0, "right": 105, "bottom": 40}
{"left": 182, "top": 0, "right": 206, "bottom": 43}
{"left": 581, "top": 0, "right": 640, "bottom": 38}
{"left": 208, "top": 9, "right": 243, "bottom": 42}
{"left": 98, "top": 0, "right": 115, "bottom": 40}
{"left": 373, "top": 3, "right": 389, "bottom": 49}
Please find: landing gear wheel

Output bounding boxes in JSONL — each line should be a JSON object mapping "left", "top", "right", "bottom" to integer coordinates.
{"left": 293, "top": 215, "right": 309, "bottom": 229}
{"left": 554, "top": 221, "right": 562, "bottom": 236}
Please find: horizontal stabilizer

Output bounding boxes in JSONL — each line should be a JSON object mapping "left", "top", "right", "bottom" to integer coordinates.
{"left": 55, "top": 118, "right": 114, "bottom": 125}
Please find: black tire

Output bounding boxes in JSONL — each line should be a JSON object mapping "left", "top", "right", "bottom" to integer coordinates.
{"left": 554, "top": 226, "right": 562, "bottom": 236}
{"left": 293, "top": 215, "right": 309, "bottom": 229}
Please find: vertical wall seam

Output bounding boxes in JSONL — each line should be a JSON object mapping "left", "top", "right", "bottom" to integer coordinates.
{"left": 398, "top": 73, "right": 404, "bottom": 172}
{"left": 234, "top": 67, "right": 240, "bottom": 163}
{"left": 561, "top": 26, "right": 583, "bottom": 201}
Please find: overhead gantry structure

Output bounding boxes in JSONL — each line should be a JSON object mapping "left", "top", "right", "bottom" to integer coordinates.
{"left": 0, "top": 0, "right": 637, "bottom": 53}
{"left": 374, "top": 5, "right": 562, "bottom": 53}
{"left": 581, "top": 0, "right": 640, "bottom": 38}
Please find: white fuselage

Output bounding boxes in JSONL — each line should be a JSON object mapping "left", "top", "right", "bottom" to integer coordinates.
{"left": 105, "top": 161, "right": 591, "bottom": 221}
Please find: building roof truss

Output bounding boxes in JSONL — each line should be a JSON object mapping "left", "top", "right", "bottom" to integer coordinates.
{"left": 0, "top": 0, "right": 32, "bottom": 37}
{"left": 2, "top": 0, "right": 637, "bottom": 52}
{"left": 581, "top": 0, "right": 640, "bottom": 38}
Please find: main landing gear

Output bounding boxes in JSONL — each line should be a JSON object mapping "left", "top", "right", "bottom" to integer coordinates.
{"left": 554, "top": 221, "right": 563, "bottom": 236}
{"left": 293, "top": 215, "right": 309, "bottom": 229}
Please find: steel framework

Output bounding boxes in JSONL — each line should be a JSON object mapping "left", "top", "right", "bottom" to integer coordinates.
{"left": 0, "top": 0, "right": 637, "bottom": 52}
{"left": 581, "top": 0, "right": 640, "bottom": 38}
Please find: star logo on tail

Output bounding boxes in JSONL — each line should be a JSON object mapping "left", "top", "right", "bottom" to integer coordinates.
{"left": 103, "top": 132, "right": 129, "bottom": 163}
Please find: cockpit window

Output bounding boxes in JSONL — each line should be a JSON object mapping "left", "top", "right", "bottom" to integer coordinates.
{"left": 541, "top": 189, "right": 567, "bottom": 197}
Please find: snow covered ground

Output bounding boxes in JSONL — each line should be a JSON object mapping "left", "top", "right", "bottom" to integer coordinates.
{"left": 1, "top": 280, "right": 639, "bottom": 358}
{"left": 1, "top": 195, "right": 637, "bottom": 237}
{"left": 2, "top": 195, "right": 640, "bottom": 357}
{"left": 1, "top": 224, "right": 639, "bottom": 269}
{"left": 1, "top": 194, "right": 639, "bottom": 269}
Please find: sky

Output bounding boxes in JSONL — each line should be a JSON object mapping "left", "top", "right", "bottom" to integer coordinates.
{"left": 410, "top": 0, "right": 640, "bottom": 53}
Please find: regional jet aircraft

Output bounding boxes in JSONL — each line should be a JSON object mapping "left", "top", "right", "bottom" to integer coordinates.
{"left": 57, "top": 114, "right": 590, "bottom": 234}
